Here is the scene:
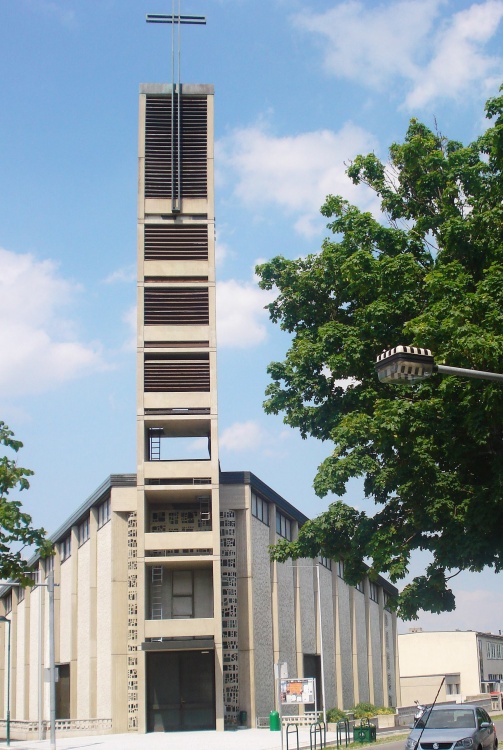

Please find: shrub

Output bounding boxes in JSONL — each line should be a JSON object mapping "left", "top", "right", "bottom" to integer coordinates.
{"left": 327, "top": 707, "right": 347, "bottom": 723}
{"left": 351, "top": 702, "right": 395, "bottom": 719}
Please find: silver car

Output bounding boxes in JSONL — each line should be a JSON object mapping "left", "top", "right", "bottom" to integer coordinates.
{"left": 406, "top": 705, "right": 498, "bottom": 750}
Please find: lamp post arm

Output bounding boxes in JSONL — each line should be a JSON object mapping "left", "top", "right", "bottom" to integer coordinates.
{"left": 435, "top": 365, "right": 503, "bottom": 383}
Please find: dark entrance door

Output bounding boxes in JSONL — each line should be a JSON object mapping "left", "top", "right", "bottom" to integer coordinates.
{"left": 303, "top": 654, "right": 322, "bottom": 712}
{"left": 147, "top": 650, "right": 216, "bottom": 732}
{"left": 56, "top": 663, "right": 70, "bottom": 719}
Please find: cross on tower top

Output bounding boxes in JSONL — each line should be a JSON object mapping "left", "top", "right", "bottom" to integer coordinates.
{"left": 146, "top": 2, "right": 206, "bottom": 213}
{"left": 146, "top": 1, "right": 206, "bottom": 90}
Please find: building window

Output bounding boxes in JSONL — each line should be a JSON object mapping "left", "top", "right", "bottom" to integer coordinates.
{"left": 3, "top": 593, "right": 12, "bottom": 614}
{"left": 251, "top": 491, "right": 269, "bottom": 526}
{"left": 369, "top": 581, "right": 379, "bottom": 602}
{"left": 486, "top": 642, "right": 503, "bottom": 660}
{"left": 337, "top": 560, "right": 345, "bottom": 578}
{"left": 355, "top": 580, "right": 364, "bottom": 593}
{"left": 97, "top": 498, "right": 111, "bottom": 529}
{"left": 276, "top": 511, "right": 292, "bottom": 540}
{"left": 45, "top": 555, "right": 54, "bottom": 577}
{"left": 383, "top": 590, "right": 392, "bottom": 610}
{"left": 60, "top": 535, "right": 71, "bottom": 563}
{"left": 18, "top": 587, "right": 25, "bottom": 603}
{"left": 78, "top": 517, "right": 90, "bottom": 546}
{"left": 172, "top": 570, "right": 194, "bottom": 618}
{"left": 319, "top": 556, "right": 332, "bottom": 570}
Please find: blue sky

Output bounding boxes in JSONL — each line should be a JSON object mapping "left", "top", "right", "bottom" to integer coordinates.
{"left": 1, "top": 0, "right": 502, "bottom": 634}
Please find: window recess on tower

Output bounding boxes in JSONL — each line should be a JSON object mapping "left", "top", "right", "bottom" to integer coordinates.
{"left": 144, "top": 288, "right": 209, "bottom": 326}
{"left": 144, "top": 408, "right": 211, "bottom": 415}
{"left": 147, "top": 497, "right": 212, "bottom": 534}
{"left": 144, "top": 95, "right": 207, "bottom": 200}
{"left": 144, "top": 353, "right": 210, "bottom": 392}
{"left": 146, "top": 420, "right": 211, "bottom": 462}
{"left": 144, "top": 224, "right": 208, "bottom": 261}
{"left": 146, "top": 566, "right": 214, "bottom": 621}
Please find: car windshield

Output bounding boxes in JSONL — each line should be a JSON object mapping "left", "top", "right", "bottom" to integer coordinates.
{"left": 416, "top": 709, "right": 476, "bottom": 730}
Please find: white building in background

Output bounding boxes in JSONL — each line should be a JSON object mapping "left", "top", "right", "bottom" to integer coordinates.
{"left": 398, "top": 629, "right": 503, "bottom": 705}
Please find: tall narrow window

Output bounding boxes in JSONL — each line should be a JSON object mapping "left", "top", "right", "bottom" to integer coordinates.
{"left": 251, "top": 491, "right": 269, "bottom": 526}
{"left": 276, "top": 511, "right": 292, "bottom": 540}
{"left": 78, "top": 517, "right": 90, "bottom": 546}
{"left": 98, "top": 498, "right": 111, "bottom": 529}
{"left": 172, "top": 571, "right": 193, "bottom": 619}
{"left": 60, "top": 536, "right": 71, "bottom": 563}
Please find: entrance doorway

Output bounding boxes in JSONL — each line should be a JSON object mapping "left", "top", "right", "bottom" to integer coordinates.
{"left": 56, "top": 663, "right": 70, "bottom": 719}
{"left": 147, "top": 650, "right": 216, "bottom": 731}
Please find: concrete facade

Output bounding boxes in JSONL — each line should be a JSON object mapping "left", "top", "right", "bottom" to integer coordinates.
{"left": 0, "top": 472, "right": 399, "bottom": 738}
{"left": 398, "top": 630, "right": 503, "bottom": 705}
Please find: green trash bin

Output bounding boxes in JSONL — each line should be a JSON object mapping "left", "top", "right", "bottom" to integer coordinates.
{"left": 270, "top": 710, "right": 281, "bottom": 731}
{"left": 353, "top": 719, "right": 377, "bottom": 743}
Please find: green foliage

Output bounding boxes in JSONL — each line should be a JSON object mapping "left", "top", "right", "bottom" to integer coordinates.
{"left": 352, "top": 703, "right": 394, "bottom": 719}
{"left": 327, "top": 707, "right": 348, "bottom": 723}
{"left": 0, "top": 422, "right": 53, "bottom": 585}
{"left": 257, "top": 87, "right": 503, "bottom": 619}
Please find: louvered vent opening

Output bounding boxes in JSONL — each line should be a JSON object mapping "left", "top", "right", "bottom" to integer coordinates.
{"left": 145, "top": 278, "right": 209, "bottom": 284}
{"left": 144, "top": 224, "right": 208, "bottom": 261}
{"left": 144, "top": 341, "right": 209, "bottom": 348}
{"left": 144, "top": 95, "right": 207, "bottom": 199}
{"left": 144, "top": 355, "right": 210, "bottom": 392}
{"left": 144, "top": 288, "right": 209, "bottom": 326}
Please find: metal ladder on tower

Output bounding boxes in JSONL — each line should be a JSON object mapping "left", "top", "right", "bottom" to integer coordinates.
{"left": 151, "top": 566, "right": 163, "bottom": 619}
{"left": 198, "top": 496, "right": 211, "bottom": 528}
{"left": 149, "top": 428, "right": 163, "bottom": 461}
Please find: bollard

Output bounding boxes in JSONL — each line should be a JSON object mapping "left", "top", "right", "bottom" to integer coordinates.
{"left": 270, "top": 710, "right": 281, "bottom": 731}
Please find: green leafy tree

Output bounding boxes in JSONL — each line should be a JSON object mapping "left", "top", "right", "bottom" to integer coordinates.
{"left": 0, "top": 422, "right": 52, "bottom": 585}
{"left": 256, "top": 88, "right": 503, "bottom": 619}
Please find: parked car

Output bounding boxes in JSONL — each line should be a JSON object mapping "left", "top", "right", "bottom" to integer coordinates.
{"left": 405, "top": 705, "right": 498, "bottom": 750}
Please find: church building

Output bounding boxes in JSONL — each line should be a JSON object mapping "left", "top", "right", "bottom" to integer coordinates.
{"left": 0, "top": 80, "right": 400, "bottom": 738}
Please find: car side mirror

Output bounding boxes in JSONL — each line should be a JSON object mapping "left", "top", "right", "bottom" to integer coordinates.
{"left": 480, "top": 722, "right": 492, "bottom": 729}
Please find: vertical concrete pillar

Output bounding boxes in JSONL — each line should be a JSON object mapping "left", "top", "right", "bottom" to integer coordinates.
{"left": 70, "top": 525, "right": 79, "bottom": 718}
{"left": 89, "top": 508, "right": 98, "bottom": 717}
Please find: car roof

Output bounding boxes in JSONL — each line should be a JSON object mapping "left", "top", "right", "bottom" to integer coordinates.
{"left": 429, "top": 705, "right": 476, "bottom": 711}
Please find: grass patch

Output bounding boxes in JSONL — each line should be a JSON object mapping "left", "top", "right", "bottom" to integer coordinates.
{"left": 327, "top": 734, "right": 409, "bottom": 749}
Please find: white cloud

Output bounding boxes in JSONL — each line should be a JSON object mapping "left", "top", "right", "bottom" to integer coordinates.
{"left": 122, "top": 304, "right": 137, "bottom": 352}
{"left": 219, "top": 420, "right": 292, "bottom": 458}
{"left": 216, "top": 278, "right": 276, "bottom": 348}
{"left": 0, "top": 247, "right": 107, "bottom": 396}
{"left": 294, "top": 0, "right": 503, "bottom": 109}
{"left": 219, "top": 421, "right": 270, "bottom": 453}
{"left": 102, "top": 264, "right": 136, "bottom": 284}
{"left": 217, "top": 122, "right": 378, "bottom": 236}
{"left": 406, "top": 1, "right": 503, "bottom": 108}
{"left": 26, "top": 0, "right": 77, "bottom": 27}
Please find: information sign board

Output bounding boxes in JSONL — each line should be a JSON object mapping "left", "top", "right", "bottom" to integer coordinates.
{"left": 280, "top": 677, "right": 315, "bottom": 705}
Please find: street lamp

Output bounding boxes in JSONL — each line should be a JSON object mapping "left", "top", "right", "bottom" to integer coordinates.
{"left": 0, "top": 574, "right": 56, "bottom": 750}
{"left": 375, "top": 346, "right": 503, "bottom": 384}
{"left": 0, "top": 616, "right": 11, "bottom": 747}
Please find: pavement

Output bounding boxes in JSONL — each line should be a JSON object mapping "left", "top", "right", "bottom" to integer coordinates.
{"left": 0, "top": 725, "right": 366, "bottom": 750}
